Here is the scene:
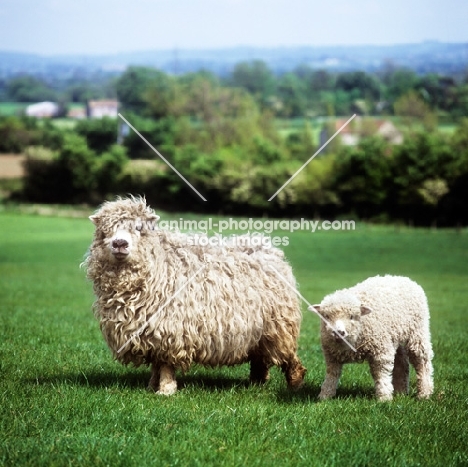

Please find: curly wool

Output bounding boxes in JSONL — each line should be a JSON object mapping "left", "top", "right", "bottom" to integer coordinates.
{"left": 314, "top": 275, "right": 434, "bottom": 400}
{"left": 84, "top": 198, "right": 305, "bottom": 387}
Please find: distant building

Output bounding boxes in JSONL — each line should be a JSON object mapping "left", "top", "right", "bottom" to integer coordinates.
{"left": 67, "top": 107, "right": 86, "bottom": 119}
{"left": 87, "top": 100, "right": 119, "bottom": 118}
{"left": 25, "top": 101, "right": 59, "bottom": 118}
{"left": 375, "top": 120, "right": 403, "bottom": 145}
{"left": 320, "top": 117, "right": 403, "bottom": 148}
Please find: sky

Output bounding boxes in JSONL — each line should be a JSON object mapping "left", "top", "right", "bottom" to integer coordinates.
{"left": 0, "top": 0, "right": 467, "bottom": 56}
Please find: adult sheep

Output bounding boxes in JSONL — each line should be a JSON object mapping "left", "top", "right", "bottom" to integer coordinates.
{"left": 84, "top": 197, "right": 306, "bottom": 395}
{"left": 309, "top": 275, "right": 434, "bottom": 401}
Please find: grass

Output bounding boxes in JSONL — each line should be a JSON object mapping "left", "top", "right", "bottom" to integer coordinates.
{"left": 0, "top": 102, "right": 28, "bottom": 116}
{"left": 1, "top": 211, "right": 467, "bottom": 466}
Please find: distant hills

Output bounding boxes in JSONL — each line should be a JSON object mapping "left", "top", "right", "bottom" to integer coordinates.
{"left": 0, "top": 42, "right": 467, "bottom": 79}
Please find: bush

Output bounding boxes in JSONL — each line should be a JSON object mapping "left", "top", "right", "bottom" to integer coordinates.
{"left": 95, "top": 145, "right": 129, "bottom": 196}
{"left": 333, "top": 137, "right": 393, "bottom": 216}
{"left": 22, "top": 136, "right": 129, "bottom": 204}
{"left": 0, "top": 117, "right": 37, "bottom": 153}
{"left": 122, "top": 115, "right": 176, "bottom": 159}
{"left": 75, "top": 117, "right": 118, "bottom": 153}
{"left": 22, "top": 146, "right": 66, "bottom": 203}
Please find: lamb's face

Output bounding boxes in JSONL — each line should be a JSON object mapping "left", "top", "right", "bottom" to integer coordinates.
{"left": 89, "top": 200, "right": 160, "bottom": 263}
{"left": 310, "top": 292, "right": 372, "bottom": 347}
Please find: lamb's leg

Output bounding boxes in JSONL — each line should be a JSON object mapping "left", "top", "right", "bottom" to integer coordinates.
{"left": 157, "top": 364, "right": 178, "bottom": 396}
{"left": 369, "top": 357, "right": 394, "bottom": 401}
{"left": 318, "top": 360, "right": 342, "bottom": 400}
{"left": 393, "top": 346, "right": 410, "bottom": 395}
{"left": 148, "top": 362, "right": 161, "bottom": 392}
{"left": 282, "top": 355, "right": 306, "bottom": 390}
{"left": 407, "top": 341, "right": 434, "bottom": 399}
{"left": 250, "top": 355, "right": 270, "bottom": 384}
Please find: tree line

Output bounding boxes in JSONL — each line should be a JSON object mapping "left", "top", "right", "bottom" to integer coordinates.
{"left": 2, "top": 112, "right": 467, "bottom": 226}
{"left": 2, "top": 62, "right": 468, "bottom": 225}
{"left": 2, "top": 62, "right": 468, "bottom": 119}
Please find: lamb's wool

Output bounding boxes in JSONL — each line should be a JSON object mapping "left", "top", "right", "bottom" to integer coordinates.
{"left": 84, "top": 197, "right": 306, "bottom": 394}
{"left": 312, "top": 275, "right": 434, "bottom": 401}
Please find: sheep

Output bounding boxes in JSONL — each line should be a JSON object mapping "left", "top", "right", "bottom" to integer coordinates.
{"left": 84, "top": 197, "right": 306, "bottom": 395}
{"left": 309, "top": 275, "right": 434, "bottom": 401}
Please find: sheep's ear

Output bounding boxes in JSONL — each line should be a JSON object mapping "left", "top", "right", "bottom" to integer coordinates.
{"left": 89, "top": 215, "right": 100, "bottom": 225}
{"left": 309, "top": 304, "right": 321, "bottom": 314}
{"left": 360, "top": 305, "right": 372, "bottom": 316}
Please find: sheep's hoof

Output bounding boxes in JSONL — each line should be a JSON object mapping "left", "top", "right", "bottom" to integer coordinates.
{"left": 318, "top": 392, "right": 333, "bottom": 400}
{"left": 157, "top": 382, "right": 178, "bottom": 396}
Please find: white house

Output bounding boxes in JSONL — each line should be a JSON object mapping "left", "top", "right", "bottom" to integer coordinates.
{"left": 320, "top": 117, "right": 403, "bottom": 148}
{"left": 25, "top": 101, "right": 59, "bottom": 118}
{"left": 87, "top": 100, "right": 119, "bottom": 118}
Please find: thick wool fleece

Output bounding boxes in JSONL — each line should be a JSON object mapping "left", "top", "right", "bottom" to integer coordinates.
{"left": 313, "top": 275, "right": 434, "bottom": 401}
{"left": 84, "top": 197, "right": 306, "bottom": 394}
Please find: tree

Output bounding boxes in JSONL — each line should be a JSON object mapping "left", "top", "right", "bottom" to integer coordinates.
{"left": 96, "top": 144, "right": 129, "bottom": 196}
{"left": 75, "top": 117, "right": 118, "bottom": 153}
{"left": 230, "top": 61, "right": 276, "bottom": 108}
{"left": 285, "top": 121, "right": 315, "bottom": 160}
{"left": 277, "top": 73, "right": 307, "bottom": 117}
{"left": 0, "top": 116, "right": 37, "bottom": 152}
{"left": 58, "top": 133, "right": 98, "bottom": 197}
{"left": 122, "top": 114, "right": 176, "bottom": 159}
{"left": 391, "top": 131, "right": 455, "bottom": 206}
{"left": 382, "top": 68, "right": 418, "bottom": 102}
{"left": 116, "top": 67, "right": 164, "bottom": 113}
{"left": 335, "top": 71, "right": 381, "bottom": 101}
{"left": 394, "top": 90, "right": 437, "bottom": 129}
{"left": 333, "top": 137, "right": 393, "bottom": 213}
{"left": 144, "top": 72, "right": 182, "bottom": 119}
{"left": 6, "top": 75, "right": 56, "bottom": 102}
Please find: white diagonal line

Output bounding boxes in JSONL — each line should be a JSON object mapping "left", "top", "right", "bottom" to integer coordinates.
{"left": 268, "top": 114, "right": 357, "bottom": 202}
{"left": 117, "top": 264, "right": 205, "bottom": 354}
{"left": 268, "top": 265, "right": 357, "bottom": 352}
{"left": 118, "top": 113, "right": 207, "bottom": 202}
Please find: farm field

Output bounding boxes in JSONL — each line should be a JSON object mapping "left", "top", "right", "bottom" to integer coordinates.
{"left": 0, "top": 102, "right": 28, "bottom": 116}
{"left": 0, "top": 154, "right": 25, "bottom": 178}
{"left": 1, "top": 211, "right": 467, "bottom": 466}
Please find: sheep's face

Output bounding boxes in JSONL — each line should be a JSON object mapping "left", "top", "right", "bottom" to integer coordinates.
{"left": 89, "top": 199, "right": 160, "bottom": 263}
{"left": 310, "top": 292, "right": 372, "bottom": 347}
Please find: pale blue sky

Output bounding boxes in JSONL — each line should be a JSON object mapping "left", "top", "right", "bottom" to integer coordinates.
{"left": 0, "top": 0, "right": 467, "bottom": 56}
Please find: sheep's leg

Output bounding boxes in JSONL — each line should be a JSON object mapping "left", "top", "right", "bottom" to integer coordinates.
{"left": 282, "top": 355, "right": 306, "bottom": 390}
{"left": 318, "top": 360, "right": 342, "bottom": 399}
{"left": 392, "top": 346, "right": 410, "bottom": 395}
{"left": 369, "top": 357, "right": 394, "bottom": 401}
{"left": 249, "top": 355, "right": 270, "bottom": 384}
{"left": 407, "top": 343, "right": 434, "bottom": 399}
{"left": 148, "top": 362, "right": 161, "bottom": 392}
{"left": 157, "top": 364, "right": 178, "bottom": 396}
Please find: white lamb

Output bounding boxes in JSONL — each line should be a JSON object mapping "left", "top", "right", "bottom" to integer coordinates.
{"left": 309, "top": 275, "right": 434, "bottom": 401}
{"left": 84, "top": 197, "right": 306, "bottom": 395}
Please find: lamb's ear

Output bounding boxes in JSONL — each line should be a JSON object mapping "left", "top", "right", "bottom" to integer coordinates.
{"left": 360, "top": 305, "right": 372, "bottom": 316}
{"left": 89, "top": 215, "right": 100, "bottom": 225}
{"left": 309, "top": 304, "right": 321, "bottom": 314}
{"left": 146, "top": 214, "right": 160, "bottom": 230}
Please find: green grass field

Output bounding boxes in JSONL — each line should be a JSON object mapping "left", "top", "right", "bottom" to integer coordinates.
{"left": 1, "top": 211, "right": 467, "bottom": 466}
{"left": 0, "top": 102, "right": 28, "bottom": 116}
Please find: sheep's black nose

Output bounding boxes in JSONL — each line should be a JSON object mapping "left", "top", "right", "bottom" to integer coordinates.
{"left": 338, "top": 330, "right": 346, "bottom": 336}
{"left": 112, "top": 239, "right": 129, "bottom": 249}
